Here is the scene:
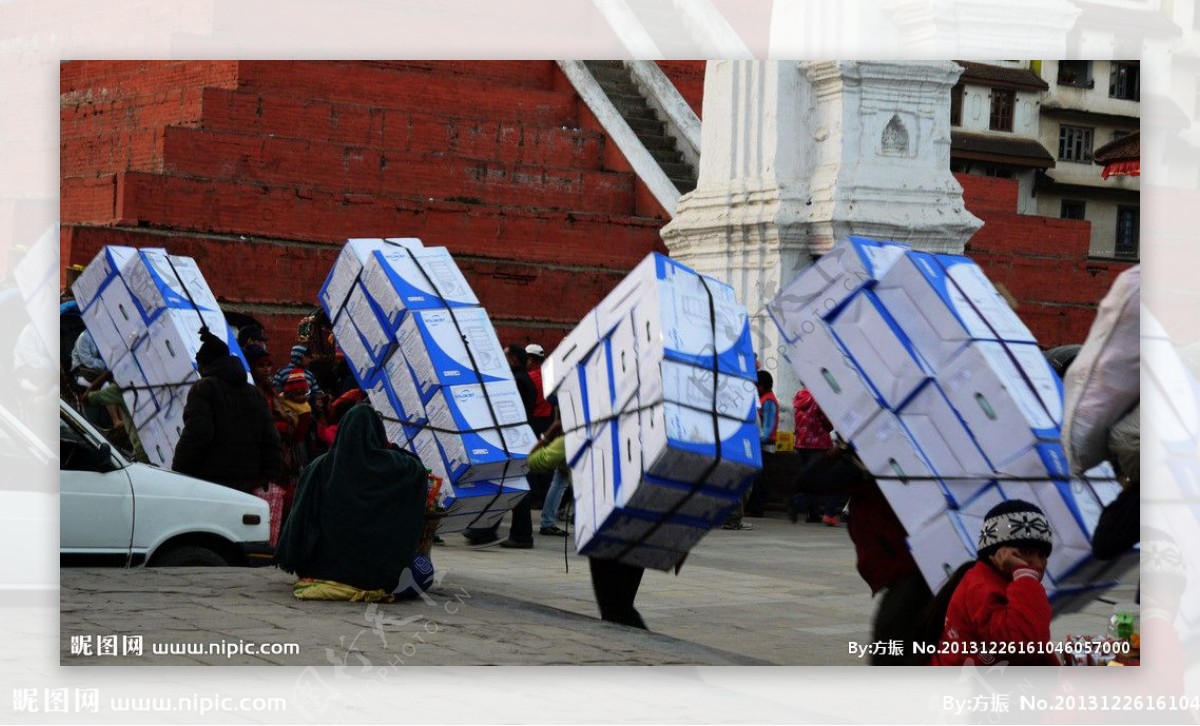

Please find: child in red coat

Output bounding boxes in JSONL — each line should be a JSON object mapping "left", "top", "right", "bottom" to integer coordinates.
{"left": 929, "top": 499, "right": 1060, "bottom": 666}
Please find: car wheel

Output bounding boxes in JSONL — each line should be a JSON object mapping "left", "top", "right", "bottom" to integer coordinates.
{"left": 152, "top": 545, "right": 229, "bottom": 567}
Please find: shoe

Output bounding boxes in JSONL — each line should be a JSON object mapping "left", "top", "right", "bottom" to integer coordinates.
{"left": 539, "top": 526, "right": 568, "bottom": 537}
{"left": 804, "top": 514, "right": 822, "bottom": 524}
{"left": 722, "top": 521, "right": 754, "bottom": 531}
{"left": 466, "top": 535, "right": 502, "bottom": 549}
{"left": 499, "top": 539, "right": 533, "bottom": 549}
{"left": 822, "top": 514, "right": 839, "bottom": 527}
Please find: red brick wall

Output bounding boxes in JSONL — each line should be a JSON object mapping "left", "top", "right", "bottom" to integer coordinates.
{"left": 60, "top": 60, "right": 1128, "bottom": 356}
{"left": 956, "top": 174, "right": 1131, "bottom": 347}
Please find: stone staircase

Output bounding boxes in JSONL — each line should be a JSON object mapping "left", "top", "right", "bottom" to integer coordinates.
{"left": 582, "top": 60, "right": 698, "bottom": 194}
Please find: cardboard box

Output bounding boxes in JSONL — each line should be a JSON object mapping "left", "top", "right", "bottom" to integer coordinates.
{"left": 873, "top": 251, "right": 1035, "bottom": 371}
{"left": 828, "top": 290, "right": 931, "bottom": 410}
{"left": 441, "top": 477, "right": 530, "bottom": 515}
{"left": 896, "top": 381, "right": 993, "bottom": 480}
{"left": 433, "top": 423, "right": 534, "bottom": 484}
{"left": 318, "top": 237, "right": 423, "bottom": 316}
{"left": 782, "top": 322, "right": 883, "bottom": 439}
{"left": 340, "top": 281, "right": 395, "bottom": 369}
{"left": 426, "top": 380, "right": 535, "bottom": 483}
{"left": 396, "top": 307, "right": 512, "bottom": 401}
{"left": 331, "top": 310, "right": 378, "bottom": 386}
{"left": 939, "top": 340, "right": 1062, "bottom": 471}
{"left": 89, "top": 275, "right": 148, "bottom": 361}
{"left": 123, "top": 249, "right": 222, "bottom": 324}
{"left": 908, "top": 512, "right": 976, "bottom": 594}
{"left": 541, "top": 308, "right": 600, "bottom": 397}
{"left": 112, "top": 353, "right": 158, "bottom": 429}
{"left": 361, "top": 246, "right": 479, "bottom": 332}
{"left": 364, "top": 376, "right": 416, "bottom": 449}
{"left": 73, "top": 246, "right": 138, "bottom": 311}
{"left": 436, "top": 506, "right": 507, "bottom": 535}
{"left": 853, "top": 409, "right": 953, "bottom": 532}
{"left": 602, "top": 253, "right": 755, "bottom": 381}
{"left": 381, "top": 352, "right": 426, "bottom": 427}
{"left": 766, "top": 235, "right": 910, "bottom": 344}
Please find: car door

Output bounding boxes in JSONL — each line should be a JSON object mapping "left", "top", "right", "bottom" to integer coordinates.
{"left": 59, "top": 403, "right": 135, "bottom": 563}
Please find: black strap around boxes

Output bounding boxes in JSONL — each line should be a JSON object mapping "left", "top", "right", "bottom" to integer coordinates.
{"left": 399, "top": 246, "right": 514, "bottom": 530}
{"left": 612, "top": 273, "right": 726, "bottom": 569}
{"left": 116, "top": 253, "right": 213, "bottom": 424}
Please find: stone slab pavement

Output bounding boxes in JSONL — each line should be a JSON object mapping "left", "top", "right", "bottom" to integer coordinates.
{"left": 59, "top": 512, "right": 1123, "bottom": 667}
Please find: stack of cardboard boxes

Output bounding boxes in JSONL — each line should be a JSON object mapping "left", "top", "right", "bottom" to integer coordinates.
{"left": 544, "top": 253, "right": 761, "bottom": 571}
{"left": 768, "top": 236, "right": 1132, "bottom": 606}
{"left": 72, "top": 246, "right": 244, "bottom": 468}
{"left": 320, "top": 238, "right": 533, "bottom": 533}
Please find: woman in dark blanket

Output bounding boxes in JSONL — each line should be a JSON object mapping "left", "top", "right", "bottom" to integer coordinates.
{"left": 275, "top": 403, "right": 428, "bottom": 598}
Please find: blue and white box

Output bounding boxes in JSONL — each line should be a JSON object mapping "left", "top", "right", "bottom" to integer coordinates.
{"left": 940, "top": 340, "right": 1065, "bottom": 477}
{"left": 123, "top": 249, "right": 222, "bottom": 324}
{"left": 361, "top": 246, "right": 479, "bottom": 332}
{"left": 828, "top": 290, "right": 932, "bottom": 410}
{"left": 782, "top": 321, "right": 881, "bottom": 439}
{"left": 598, "top": 253, "right": 755, "bottom": 381}
{"left": 319, "top": 237, "right": 423, "bottom": 315}
{"left": 873, "top": 251, "right": 1037, "bottom": 371}
{"left": 766, "top": 235, "right": 909, "bottom": 344}
{"left": 547, "top": 253, "right": 761, "bottom": 570}
{"left": 396, "top": 307, "right": 513, "bottom": 401}
{"left": 72, "top": 246, "right": 138, "bottom": 311}
{"left": 73, "top": 245, "right": 243, "bottom": 469}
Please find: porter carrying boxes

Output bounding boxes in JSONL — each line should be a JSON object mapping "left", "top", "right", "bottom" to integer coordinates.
{"left": 72, "top": 246, "right": 246, "bottom": 467}
{"left": 767, "top": 236, "right": 1135, "bottom": 610}
{"left": 321, "top": 238, "right": 533, "bottom": 533}
{"left": 545, "top": 253, "right": 761, "bottom": 571}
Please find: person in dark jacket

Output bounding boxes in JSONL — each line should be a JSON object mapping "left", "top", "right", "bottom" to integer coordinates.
{"left": 275, "top": 403, "right": 427, "bottom": 592}
{"left": 172, "top": 327, "right": 282, "bottom": 493}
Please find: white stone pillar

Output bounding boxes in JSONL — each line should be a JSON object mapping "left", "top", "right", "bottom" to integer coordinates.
{"left": 661, "top": 59, "right": 982, "bottom": 419}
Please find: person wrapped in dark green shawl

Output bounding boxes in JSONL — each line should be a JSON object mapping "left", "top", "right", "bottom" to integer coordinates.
{"left": 275, "top": 403, "right": 427, "bottom": 593}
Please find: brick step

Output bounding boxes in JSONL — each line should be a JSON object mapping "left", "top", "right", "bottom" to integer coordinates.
{"left": 61, "top": 87, "right": 206, "bottom": 142}
{"left": 63, "top": 172, "right": 667, "bottom": 266}
{"left": 349, "top": 60, "right": 562, "bottom": 90}
{"left": 60, "top": 128, "right": 166, "bottom": 178}
{"left": 196, "top": 88, "right": 606, "bottom": 169}
{"left": 61, "top": 60, "right": 240, "bottom": 97}
{"left": 233, "top": 61, "right": 579, "bottom": 126}
{"left": 62, "top": 224, "right": 636, "bottom": 341}
{"left": 158, "top": 127, "right": 635, "bottom": 215}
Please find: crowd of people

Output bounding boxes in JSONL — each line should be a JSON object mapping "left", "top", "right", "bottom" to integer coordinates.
{"left": 57, "top": 266, "right": 1142, "bottom": 662}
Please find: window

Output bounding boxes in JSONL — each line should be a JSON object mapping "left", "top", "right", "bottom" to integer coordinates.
{"left": 1061, "top": 200, "right": 1086, "bottom": 220}
{"left": 1057, "top": 60, "right": 1093, "bottom": 88}
{"left": 1110, "top": 62, "right": 1140, "bottom": 101}
{"left": 1058, "top": 125, "right": 1094, "bottom": 162}
{"left": 989, "top": 88, "right": 1015, "bottom": 132}
{"left": 1115, "top": 206, "right": 1139, "bottom": 258}
{"left": 950, "top": 83, "right": 963, "bottom": 126}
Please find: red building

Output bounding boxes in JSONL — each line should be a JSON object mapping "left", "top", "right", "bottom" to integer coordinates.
{"left": 60, "top": 60, "right": 1130, "bottom": 351}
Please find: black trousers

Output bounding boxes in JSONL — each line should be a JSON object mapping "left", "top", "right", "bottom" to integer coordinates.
{"left": 588, "top": 557, "right": 647, "bottom": 629}
{"left": 870, "top": 570, "right": 934, "bottom": 666}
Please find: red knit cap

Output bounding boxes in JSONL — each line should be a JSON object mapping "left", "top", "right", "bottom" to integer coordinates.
{"left": 283, "top": 369, "right": 310, "bottom": 395}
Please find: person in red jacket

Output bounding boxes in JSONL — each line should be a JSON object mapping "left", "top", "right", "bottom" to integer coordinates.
{"left": 929, "top": 499, "right": 1059, "bottom": 666}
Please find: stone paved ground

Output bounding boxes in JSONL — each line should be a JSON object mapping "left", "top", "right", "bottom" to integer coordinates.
{"left": 59, "top": 512, "right": 1120, "bottom": 667}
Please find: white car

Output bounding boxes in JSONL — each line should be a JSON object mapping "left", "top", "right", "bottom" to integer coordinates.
{"left": 60, "top": 400, "right": 273, "bottom": 567}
